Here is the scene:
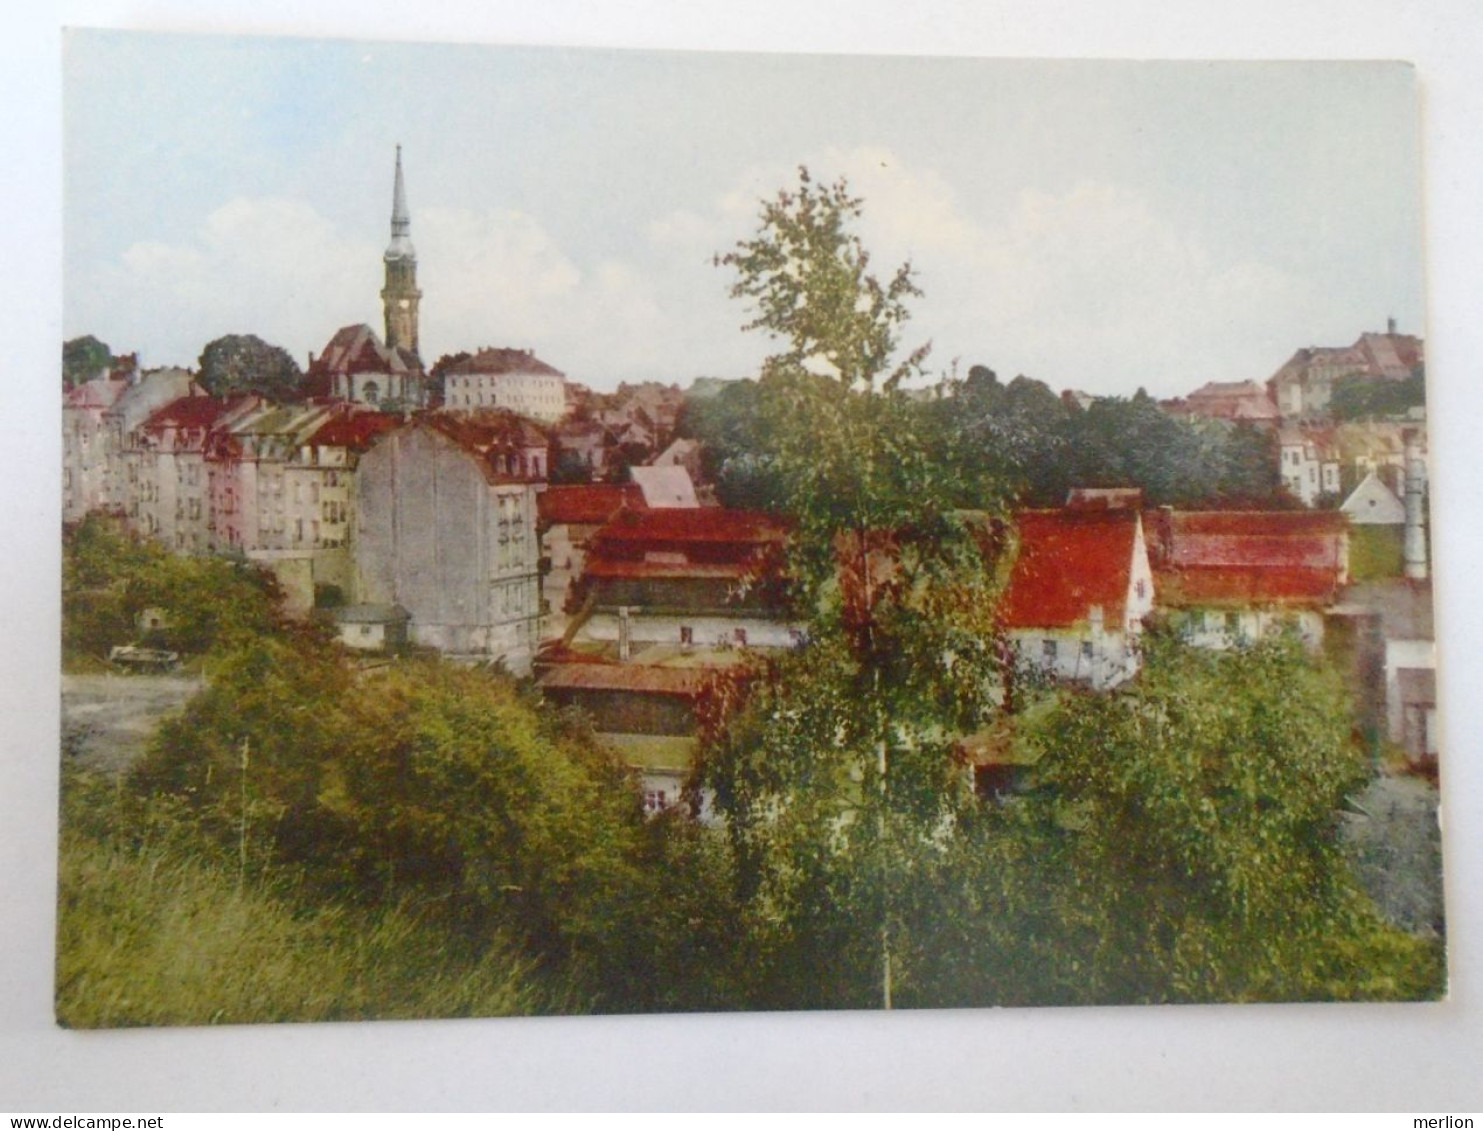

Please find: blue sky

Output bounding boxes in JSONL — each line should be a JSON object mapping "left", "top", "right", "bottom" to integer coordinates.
{"left": 65, "top": 31, "right": 1424, "bottom": 396}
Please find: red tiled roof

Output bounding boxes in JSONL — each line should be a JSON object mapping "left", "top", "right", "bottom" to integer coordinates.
{"left": 445, "top": 347, "right": 564, "bottom": 378}
{"left": 594, "top": 507, "right": 788, "bottom": 547}
{"left": 1144, "top": 509, "right": 1347, "bottom": 607}
{"left": 142, "top": 394, "right": 245, "bottom": 432}
{"left": 536, "top": 662, "right": 722, "bottom": 697}
{"left": 307, "top": 408, "right": 401, "bottom": 450}
{"left": 538, "top": 484, "right": 643, "bottom": 526}
{"left": 999, "top": 509, "right": 1140, "bottom": 629}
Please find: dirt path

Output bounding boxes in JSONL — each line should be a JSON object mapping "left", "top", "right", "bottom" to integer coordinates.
{"left": 61, "top": 672, "right": 204, "bottom": 773}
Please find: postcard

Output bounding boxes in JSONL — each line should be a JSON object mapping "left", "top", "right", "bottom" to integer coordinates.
{"left": 58, "top": 31, "right": 1443, "bottom": 1026}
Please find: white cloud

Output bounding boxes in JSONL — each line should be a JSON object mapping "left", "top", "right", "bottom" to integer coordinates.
{"left": 650, "top": 152, "right": 1316, "bottom": 396}
{"left": 74, "top": 160, "right": 1317, "bottom": 398}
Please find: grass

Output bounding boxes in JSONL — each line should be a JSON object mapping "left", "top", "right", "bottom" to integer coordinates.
{"left": 56, "top": 781, "right": 572, "bottom": 1027}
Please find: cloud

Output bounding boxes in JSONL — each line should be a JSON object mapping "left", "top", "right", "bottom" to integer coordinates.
{"left": 73, "top": 157, "right": 1317, "bottom": 397}
{"left": 75, "top": 197, "right": 377, "bottom": 368}
{"left": 649, "top": 150, "right": 1316, "bottom": 396}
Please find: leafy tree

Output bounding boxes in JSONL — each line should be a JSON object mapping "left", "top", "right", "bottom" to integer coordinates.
{"left": 1330, "top": 371, "right": 1426, "bottom": 421}
{"left": 131, "top": 643, "right": 736, "bottom": 1011}
{"left": 700, "top": 167, "right": 1011, "bottom": 1008}
{"left": 1009, "top": 633, "right": 1443, "bottom": 1003}
{"left": 673, "top": 377, "right": 787, "bottom": 509}
{"left": 62, "top": 514, "right": 289, "bottom": 662}
{"left": 63, "top": 335, "right": 113, "bottom": 390}
{"left": 197, "top": 334, "right": 304, "bottom": 401}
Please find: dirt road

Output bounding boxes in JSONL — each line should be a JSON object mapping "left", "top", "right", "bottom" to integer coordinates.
{"left": 61, "top": 672, "right": 204, "bottom": 773}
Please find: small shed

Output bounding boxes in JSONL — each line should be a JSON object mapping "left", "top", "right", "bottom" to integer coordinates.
{"left": 332, "top": 604, "right": 411, "bottom": 652}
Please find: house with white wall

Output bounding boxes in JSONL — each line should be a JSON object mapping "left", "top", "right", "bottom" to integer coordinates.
{"left": 998, "top": 508, "right": 1155, "bottom": 689}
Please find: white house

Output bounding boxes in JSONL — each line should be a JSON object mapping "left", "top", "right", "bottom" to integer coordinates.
{"left": 1278, "top": 426, "right": 1342, "bottom": 506}
{"left": 441, "top": 348, "right": 567, "bottom": 423}
{"left": 1341, "top": 471, "right": 1406, "bottom": 526}
{"left": 999, "top": 508, "right": 1155, "bottom": 690}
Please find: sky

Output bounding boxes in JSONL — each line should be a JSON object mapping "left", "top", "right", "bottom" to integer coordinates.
{"left": 64, "top": 32, "right": 1424, "bottom": 398}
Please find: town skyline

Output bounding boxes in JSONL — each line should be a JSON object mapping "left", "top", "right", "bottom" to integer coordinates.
{"left": 65, "top": 32, "right": 1423, "bottom": 398}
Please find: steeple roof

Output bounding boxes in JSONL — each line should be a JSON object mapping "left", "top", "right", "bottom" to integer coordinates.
{"left": 385, "top": 144, "right": 415, "bottom": 261}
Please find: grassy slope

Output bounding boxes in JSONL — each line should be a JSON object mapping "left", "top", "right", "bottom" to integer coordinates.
{"left": 56, "top": 814, "right": 569, "bottom": 1028}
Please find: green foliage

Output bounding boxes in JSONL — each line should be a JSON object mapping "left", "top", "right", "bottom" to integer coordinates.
{"left": 1010, "top": 634, "right": 1444, "bottom": 1003}
{"left": 926, "top": 375, "right": 1283, "bottom": 507}
{"left": 62, "top": 514, "right": 290, "bottom": 663}
{"left": 1349, "top": 524, "right": 1405, "bottom": 581}
{"left": 1329, "top": 371, "right": 1426, "bottom": 421}
{"left": 62, "top": 335, "right": 113, "bottom": 389}
{"left": 717, "top": 167, "right": 927, "bottom": 392}
{"left": 56, "top": 767, "right": 560, "bottom": 1027}
{"left": 703, "top": 167, "right": 1013, "bottom": 1008}
{"left": 673, "top": 378, "right": 787, "bottom": 509}
{"left": 130, "top": 645, "right": 734, "bottom": 1011}
{"left": 197, "top": 333, "right": 304, "bottom": 401}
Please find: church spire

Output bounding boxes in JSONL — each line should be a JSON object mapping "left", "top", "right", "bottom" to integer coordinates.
{"left": 385, "top": 143, "right": 415, "bottom": 261}
{"left": 381, "top": 144, "right": 421, "bottom": 357}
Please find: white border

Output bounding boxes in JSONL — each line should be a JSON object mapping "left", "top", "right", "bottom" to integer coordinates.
{"left": 4, "top": 0, "right": 1480, "bottom": 1112}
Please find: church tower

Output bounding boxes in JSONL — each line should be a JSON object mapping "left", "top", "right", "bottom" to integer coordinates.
{"left": 381, "top": 145, "right": 422, "bottom": 356}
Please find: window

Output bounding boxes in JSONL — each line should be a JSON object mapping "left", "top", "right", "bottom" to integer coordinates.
{"left": 1135, "top": 579, "right": 1147, "bottom": 599}
{"left": 1041, "top": 639, "right": 1057, "bottom": 661}
{"left": 1080, "top": 640, "right": 1093, "bottom": 661}
{"left": 734, "top": 628, "right": 748, "bottom": 647}
{"left": 643, "top": 790, "right": 669, "bottom": 814}
{"left": 1224, "top": 611, "right": 1240, "bottom": 634}
{"left": 680, "top": 625, "right": 693, "bottom": 646}
{"left": 360, "top": 625, "right": 372, "bottom": 637}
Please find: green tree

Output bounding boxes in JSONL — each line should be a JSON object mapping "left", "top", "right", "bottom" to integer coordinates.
{"left": 701, "top": 167, "right": 1011, "bottom": 1008}
{"left": 62, "top": 514, "right": 289, "bottom": 662}
{"left": 197, "top": 334, "right": 304, "bottom": 401}
{"left": 1012, "top": 633, "right": 1443, "bottom": 1003}
{"left": 132, "top": 644, "right": 734, "bottom": 1011}
{"left": 62, "top": 335, "right": 113, "bottom": 390}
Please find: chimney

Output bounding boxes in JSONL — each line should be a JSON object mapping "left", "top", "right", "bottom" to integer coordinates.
{"left": 617, "top": 605, "right": 632, "bottom": 662}
{"left": 1403, "top": 428, "right": 1428, "bottom": 581}
{"left": 1387, "top": 316, "right": 1397, "bottom": 335}
{"left": 1155, "top": 505, "right": 1174, "bottom": 567}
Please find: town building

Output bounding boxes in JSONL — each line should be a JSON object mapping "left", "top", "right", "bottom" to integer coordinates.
{"left": 381, "top": 144, "right": 422, "bottom": 359}
{"left": 304, "top": 323, "right": 427, "bottom": 408}
{"left": 536, "top": 482, "right": 644, "bottom": 636}
{"left": 538, "top": 505, "right": 795, "bottom": 811}
{"left": 1266, "top": 323, "right": 1424, "bottom": 419}
{"left": 629, "top": 464, "right": 700, "bottom": 509}
{"left": 353, "top": 412, "right": 546, "bottom": 671}
{"left": 130, "top": 393, "right": 258, "bottom": 554}
{"left": 63, "top": 373, "right": 129, "bottom": 523}
{"left": 441, "top": 348, "right": 567, "bottom": 423}
{"left": 102, "top": 367, "right": 198, "bottom": 521}
{"left": 551, "top": 418, "right": 613, "bottom": 479}
{"left": 1175, "top": 379, "right": 1280, "bottom": 424}
{"left": 330, "top": 603, "right": 411, "bottom": 652}
{"left": 1278, "top": 425, "right": 1342, "bottom": 506}
{"left": 1143, "top": 508, "right": 1348, "bottom": 651}
{"left": 998, "top": 507, "right": 1155, "bottom": 690}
